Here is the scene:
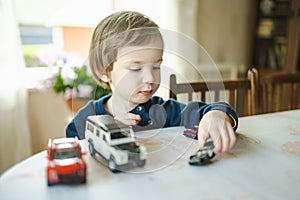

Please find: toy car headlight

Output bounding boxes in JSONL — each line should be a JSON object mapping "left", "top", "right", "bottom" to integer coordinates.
{"left": 139, "top": 146, "right": 147, "bottom": 159}
{"left": 77, "top": 169, "right": 85, "bottom": 176}
{"left": 49, "top": 161, "right": 56, "bottom": 168}
{"left": 118, "top": 151, "right": 128, "bottom": 163}
{"left": 49, "top": 170, "right": 58, "bottom": 179}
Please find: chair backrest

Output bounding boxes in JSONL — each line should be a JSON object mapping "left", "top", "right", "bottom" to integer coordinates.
{"left": 169, "top": 68, "right": 258, "bottom": 116}
{"left": 259, "top": 72, "right": 300, "bottom": 113}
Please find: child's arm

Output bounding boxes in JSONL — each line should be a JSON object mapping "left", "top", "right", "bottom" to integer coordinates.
{"left": 162, "top": 98, "right": 238, "bottom": 153}
{"left": 197, "top": 110, "right": 236, "bottom": 153}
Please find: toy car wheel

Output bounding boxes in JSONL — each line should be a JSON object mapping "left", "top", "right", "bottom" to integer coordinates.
{"left": 137, "top": 159, "right": 146, "bottom": 167}
{"left": 189, "top": 154, "right": 212, "bottom": 166}
{"left": 108, "top": 157, "right": 119, "bottom": 173}
{"left": 47, "top": 180, "right": 55, "bottom": 186}
{"left": 81, "top": 176, "right": 87, "bottom": 184}
{"left": 88, "top": 142, "right": 96, "bottom": 156}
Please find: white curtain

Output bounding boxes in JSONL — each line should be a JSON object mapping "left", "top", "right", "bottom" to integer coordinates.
{"left": 0, "top": 0, "right": 32, "bottom": 174}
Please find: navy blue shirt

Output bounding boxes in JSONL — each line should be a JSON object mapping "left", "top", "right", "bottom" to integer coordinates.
{"left": 66, "top": 95, "right": 238, "bottom": 139}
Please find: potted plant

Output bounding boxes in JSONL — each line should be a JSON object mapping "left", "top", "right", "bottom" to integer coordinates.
{"left": 39, "top": 46, "right": 111, "bottom": 112}
{"left": 49, "top": 65, "right": 111, "bottom": 112}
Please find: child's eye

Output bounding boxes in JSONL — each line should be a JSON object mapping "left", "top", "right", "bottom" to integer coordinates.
{"left": 153, "top": 64, "right": 161, "bottom": 70}
{"left": 130, "top": 67, "right": 141, "bottom": 72}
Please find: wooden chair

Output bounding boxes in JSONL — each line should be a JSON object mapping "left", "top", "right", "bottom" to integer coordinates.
{"left": 258, "top": 72, "right": 300, "bottom": 113}
{"left": 169, "top": 68, "right": 258, "bottom": 116}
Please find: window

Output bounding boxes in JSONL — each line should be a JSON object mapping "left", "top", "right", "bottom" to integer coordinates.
{"left": 87, "top": 123, "right": 94, "bottom": 133}
{"left": 16, "top": 0, "right": 171, "bottom": 89}
{"left": 19, "top": 26, "right": 53, "bottom": 68}
{"left": 111, "top": 132, "right": 127, "bottom": 140}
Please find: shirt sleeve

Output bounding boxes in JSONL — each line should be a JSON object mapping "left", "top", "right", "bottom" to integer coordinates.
{"left": 163, "top": 98, "right": 238, "bottom": 131}
{"left": 65, "top": 101, "right": 96, "bottom": 139}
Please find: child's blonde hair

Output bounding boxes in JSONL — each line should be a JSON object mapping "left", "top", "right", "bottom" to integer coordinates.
{"left": 89, "top": 11, "right": 162, "bottom": 89}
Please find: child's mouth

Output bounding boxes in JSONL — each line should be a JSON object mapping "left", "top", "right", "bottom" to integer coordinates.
{"left": 140, "top": 90, "right": 152, "bottom": 95}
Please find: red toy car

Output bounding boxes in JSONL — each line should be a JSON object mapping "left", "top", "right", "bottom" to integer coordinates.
{"left": 47, "top": 137, "right": 87, "bottom": 186}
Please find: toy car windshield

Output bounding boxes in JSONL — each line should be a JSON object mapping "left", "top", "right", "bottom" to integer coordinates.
{"left": 53, "top": 149, "right": 79, "bottom": 159}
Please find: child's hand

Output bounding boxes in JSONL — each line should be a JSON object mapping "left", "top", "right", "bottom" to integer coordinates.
{"left": 114, "top": 113, "right": 141, "bottom": 126}
{"left": 197, "top": 110, "right": 236, "bottom": 154}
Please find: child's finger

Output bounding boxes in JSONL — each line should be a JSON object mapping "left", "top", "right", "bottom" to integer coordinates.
{"left": 115, "top": 117, "right": 137, "bottom": 126}
{"left": 197, "top": 126, "right": 210, "bottom": 147}
{"left": 219, "top": 120, "right": 236, "bottom": 152}
{"left": 220, "top": 129, "right": 229, "bottom": 153}
{"left": 212, "top": 132, "right": 222, "bottom": 153}
{"left": 114, "top": 113, "right": 141, "bottom": 126}
{"left": 125, "top": 113, "right": 141, "bottom": 121}
{"left": 227, "top": 124, "right": 236, "bottom": 150}
{"left": 125, "top": 113, "right": 141, "bottom": 125}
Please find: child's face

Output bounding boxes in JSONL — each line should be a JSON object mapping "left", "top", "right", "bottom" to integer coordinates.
{"left": 109, "top": 40, "right": 163, "bottom": 106}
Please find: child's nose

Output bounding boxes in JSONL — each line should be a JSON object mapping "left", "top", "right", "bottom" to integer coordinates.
{"left": 142, "top": 68, "right": 154, "bottom": 83}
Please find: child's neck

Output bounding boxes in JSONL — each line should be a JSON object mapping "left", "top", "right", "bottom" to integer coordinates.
{"left": 106, "top": 95, "right": 137, "bottom": 117}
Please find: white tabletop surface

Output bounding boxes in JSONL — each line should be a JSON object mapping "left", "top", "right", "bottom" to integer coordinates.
{"left": 1, "top": 110, "right": 300, "bottom": 200}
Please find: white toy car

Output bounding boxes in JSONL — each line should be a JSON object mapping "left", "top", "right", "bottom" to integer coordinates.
{"left": 85, "top": 115, "right": 147, "bottom": 172}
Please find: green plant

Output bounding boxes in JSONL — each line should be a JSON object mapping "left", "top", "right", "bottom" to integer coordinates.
{"left": 38, "top": 46, "right": 110, "bottom": 100}
{"left": 48, "top": 65, "right": 111, "bottom": 100}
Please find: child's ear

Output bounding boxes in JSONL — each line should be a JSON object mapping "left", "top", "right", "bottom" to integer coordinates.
{"left": 99, "top": 73, "right": 111, "bottom": 83}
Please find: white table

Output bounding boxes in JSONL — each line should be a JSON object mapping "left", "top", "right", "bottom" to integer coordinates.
{"left": 1, "top": 110, "right": 300, "bottom": 200}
